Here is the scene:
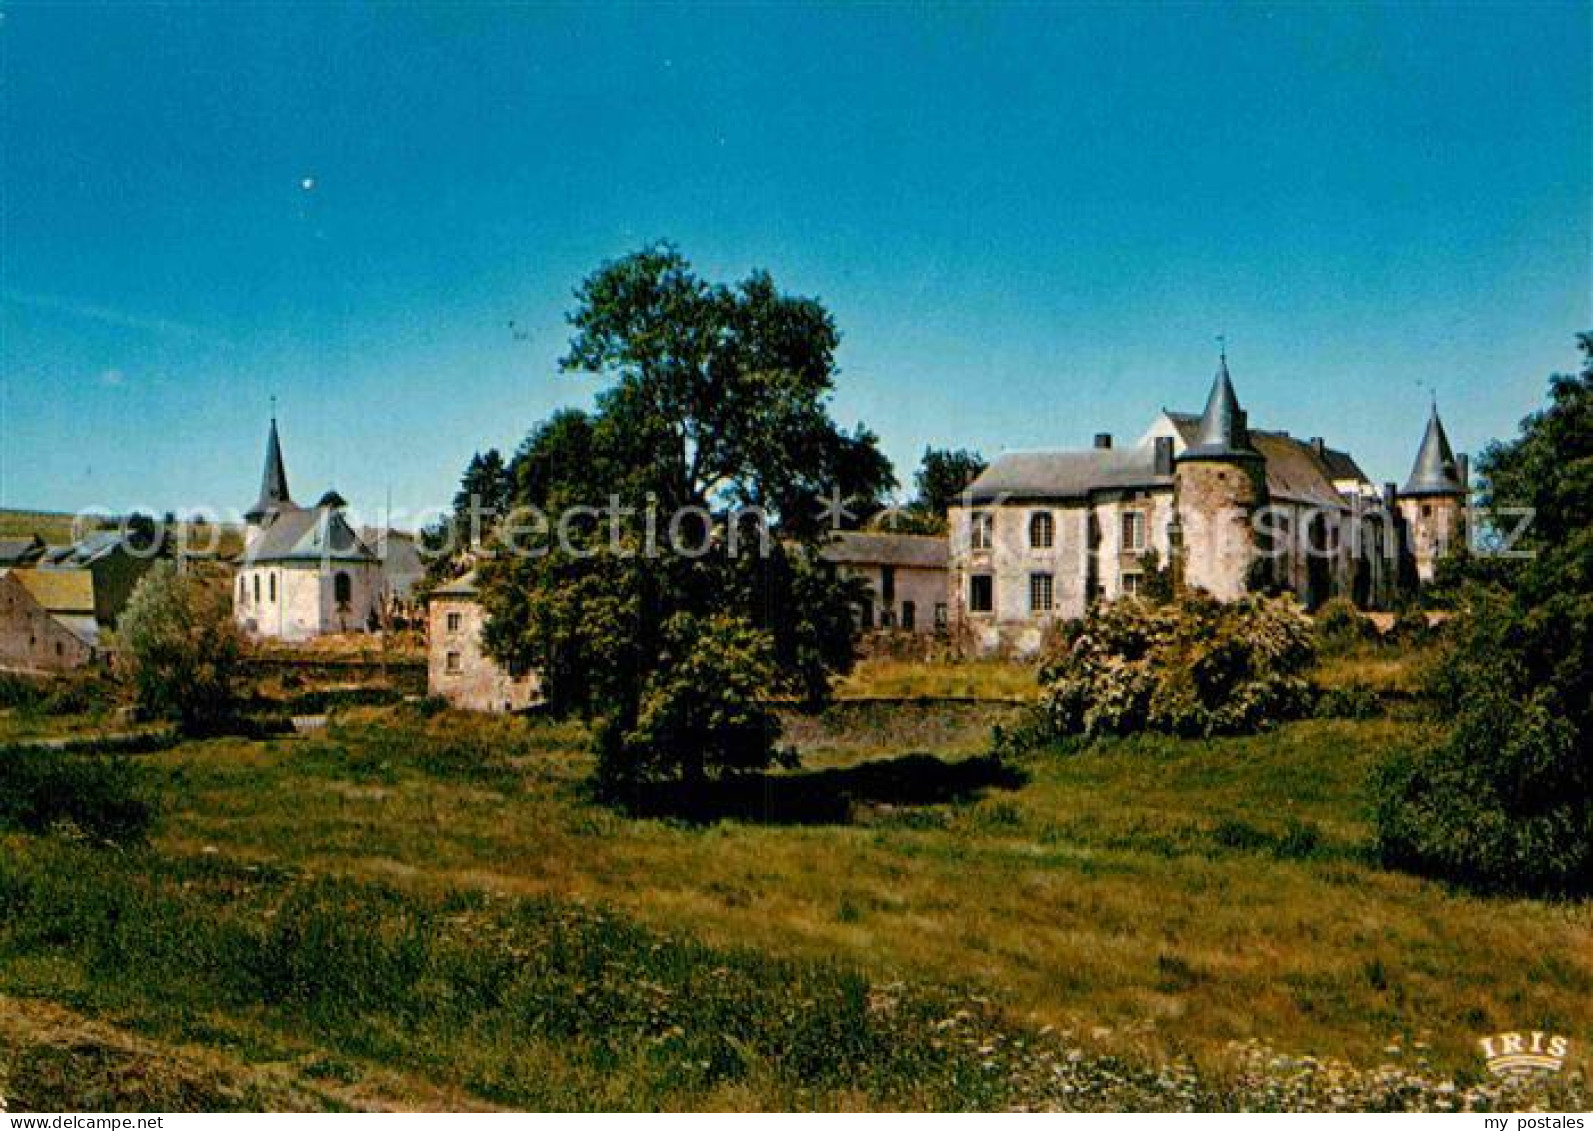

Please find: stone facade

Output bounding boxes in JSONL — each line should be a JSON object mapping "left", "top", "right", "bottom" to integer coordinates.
{"left": 948, "top": 359, "right": 1454, "bottom": 656}
{"left": 427, "top": 573, "right": 541, "bottom": 712}
{"left": 0, "top": 570, "right": 97, "bottom": 673}
{"left": 820, "top": 532, "right": 950, "bottom": 634}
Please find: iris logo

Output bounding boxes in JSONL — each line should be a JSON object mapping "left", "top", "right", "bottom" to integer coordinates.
{"left": 1478, "top": 1031, "right": 1571, "bottom": 1075}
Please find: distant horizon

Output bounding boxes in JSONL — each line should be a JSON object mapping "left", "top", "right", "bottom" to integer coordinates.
{"left": 3, "top": 3, "right": 1588, "bottom": 516}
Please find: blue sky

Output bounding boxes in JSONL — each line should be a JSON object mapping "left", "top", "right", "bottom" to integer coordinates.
{"left": 2, "top": 2, "right": 1588, "bottom": 523}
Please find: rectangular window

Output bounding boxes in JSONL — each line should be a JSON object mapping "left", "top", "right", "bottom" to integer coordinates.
{"left": 1121, "top": 511, "right": 1147, "bottom": 552}
{"left": 881, "top": 565, "right": 896, "bottom": 604}
{"left": 969, "top": 574, "right": 994, "bottom": 613}
{"left": 970, "top": 512, "right": 994, "bottom": 551}
{"left": 445, "top": 651, "right": 462, "bottom": 674}
{"left": 446, "top": 611, "right": 463, "bottom": 633}
{"left": 1029, "top": 572, "right": 1054, "bottom": 612}
{"left": 901, "top": 600, "right": 916, "bottom": 631}
{"left": 934, "top": 602, "right": 948, "bottom": 629}
{"left": 1123, "top": 573, "right": 1143, "bottom": 597}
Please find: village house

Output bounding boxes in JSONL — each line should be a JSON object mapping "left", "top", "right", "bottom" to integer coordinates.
{"left": 233, "top": 416, "right": 396, "bottom": 642}
{"left": 949, "top": 356, "right": 1457, "bottom": 655}
{"left": 426, "top": 570, "right": 541, "bottom": 712}
{"left": 820, "top": 531, "right": 950, "bottom": 634}
{"left": 0, "top": 567, "right": 99, "bottom": 673}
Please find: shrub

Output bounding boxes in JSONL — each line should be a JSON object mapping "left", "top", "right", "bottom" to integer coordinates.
{"left": 1313, "top": 684, "right": 1383, "bottom": 720}
{"left": 1037, "top": 594, "right": 1315, "bottom": 739}
{"left": 0, "top": 747, "right": 153, "bottom": 842}
{"left": 1313, "top": 597, "right": 1377, "bottom": 653}
{"left": 114, "top": 563, "right": 247, "bottom": 734}
{"left": 1375, "top": 589, "right": 1590, "bottom": 895}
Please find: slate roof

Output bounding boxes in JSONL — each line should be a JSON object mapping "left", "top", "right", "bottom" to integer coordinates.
{"left": 1179, "top": 356, "right": 1259, "bottom": 462}
{"left": 1402, "top": 407, "right": 1465, "bottom": 497}
{"left": 820, "top": 532, "right": 949, "bottom": 569}
{"left": 966, "top": 446, "right": 1172, "bottom": 504}
{"left": 431, "top": 569, "right": 481, "bottom": 599}
{"left": 969, "top": 408, "right": 1355, "bottom": 512}
{"left": 243, "top": 506, "right": 378, "bottom": 565}
{"left": 38, "top": 530, "right": 135, "bottom": 566}
{"left": 1321, "top": 447, "right": 1370, "bottom": 485}
{"left": 0, "top": 536, "right": 44, "bottom": 566}
{"left": 12, "top": 567, "right": 96, "bottom": 615}
{"left": 246, "top": 417, "right": 294, "bottom": 522}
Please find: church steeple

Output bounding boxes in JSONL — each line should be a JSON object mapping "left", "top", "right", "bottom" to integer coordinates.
{"left": 1401, "top": 403, "right": 1464, "bottom": 498}
{"left": 1179, "top": 352, "right": 1260, "bottom": 462}
{"left": 246, "top": 415, "right": 294, "bottom": 522}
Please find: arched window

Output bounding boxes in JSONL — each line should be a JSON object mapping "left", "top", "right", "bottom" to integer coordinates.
{"left": 269, "top": 573, "right": 277, "bottom": 601}
{"left": 252, "top": 574, "right": 260, "bottom": 603}
{"left": 334, "top": 571, "right": 352, "bottom": 608}
{"left": 1029, "top": 511, "right": 1054, "bottom": 549}
{"left": 238, "top": 576, "right": 246, "bottom": 604}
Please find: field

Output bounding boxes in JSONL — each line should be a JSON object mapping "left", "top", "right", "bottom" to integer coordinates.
{"left": 1, "top": 650, "right": 1589, "bottom": 1110}
{"left": 0, "top": 508, "right": 245, "bottom": 558}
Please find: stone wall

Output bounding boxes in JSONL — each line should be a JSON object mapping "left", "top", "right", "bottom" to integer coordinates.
{"left": 1175, "top": 458, "right": 1266, "bottom": 601}
{"left": 1398, "top": 495, "right": 1464, "bottom": 583}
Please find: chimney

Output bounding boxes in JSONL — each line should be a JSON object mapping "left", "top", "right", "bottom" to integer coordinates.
{"left": 1153, "top": 435, "right": 1174, "bottom": 476}
{"left": 1383, "top": 482, "right": 1398, "bottom": 511}
{"left": 1457, "top": 453, "right": 1470, "bottom": 491}
{"left": 1094, "top": 433, "right": 1113, "bottom": 450}
{"left": 1310, "top": 436, "right": 1326, "bottom": 459}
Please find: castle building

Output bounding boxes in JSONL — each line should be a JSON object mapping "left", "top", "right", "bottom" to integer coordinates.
{"left": 233, "top": 417, "right": 387, "bottom": 641}
{"left": 948, "top": 357, "right": 1445, "bottom": 655}
{"left": 1397, "top": 405, "right": 1469, "bottom": 582}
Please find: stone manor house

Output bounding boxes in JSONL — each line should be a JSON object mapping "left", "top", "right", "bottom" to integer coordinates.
{"left": 947, "top": 356, "right": 1467, "bottom": 655}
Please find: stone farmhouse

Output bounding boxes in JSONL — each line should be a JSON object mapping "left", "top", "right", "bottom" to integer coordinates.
{"left": 233, "top": 417, "right": 409, "bottom": 642}
{"left": 820, "top": 531, "right": 950, "bottom": 634}
{"left": 0, "top": 567, "right": 99, "bottom": 673}
{"left": 949, "top": 357, "right": 1465, "bottom": 655}
{"left": 426, "top": 570, "right": 542, "bottom": 712}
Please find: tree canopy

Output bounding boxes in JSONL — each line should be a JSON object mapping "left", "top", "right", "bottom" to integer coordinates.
{"left": 477, "top": 246, "right": 888, "bottom": 790}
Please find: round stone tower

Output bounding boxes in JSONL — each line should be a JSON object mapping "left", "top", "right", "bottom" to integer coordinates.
{"left": 1397, "top": 404, "right": 1467, "bottom": 583}
{"left": 1174, "top": 355, "right": 1270, "bottom": 600}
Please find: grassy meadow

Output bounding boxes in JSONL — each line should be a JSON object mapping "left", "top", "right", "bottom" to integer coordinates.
{"left": 1, "top": 647, "right": 1589, "bottom": 1110}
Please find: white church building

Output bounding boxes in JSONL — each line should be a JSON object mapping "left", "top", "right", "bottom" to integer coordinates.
{"left": 234, "top": 417, "right": 387, "bottom": 641}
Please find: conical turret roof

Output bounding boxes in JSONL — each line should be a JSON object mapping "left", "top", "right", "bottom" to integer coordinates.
{"left": 245, "top": 417, "right": 295, "bottom": 522}
{"left": 1402, "top": 405, "right": 1465, "bottom": 497}
{"left": 1178, "top": 354, "right": 1260, "bottom": 462}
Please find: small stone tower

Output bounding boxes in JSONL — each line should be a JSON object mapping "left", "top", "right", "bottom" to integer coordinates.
{"left": 244, "top": 415, "right": 295, "bottom": 555}
{"left": 1175, "top": 354, "right": 1269, "bottom": 599}
{"left": 1397, "top": 404, "right": 1467, "bottom": 583}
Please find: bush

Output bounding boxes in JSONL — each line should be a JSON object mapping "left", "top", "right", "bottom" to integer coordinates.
{"left": 1313, "top": 684, "right": 1383, "bottom": 720}
{"left": 0, "top": 747, "right": 153, "bottom": 842}
{"left": 1313, "top": 597, "right": 1377, "bottom": 653}
{"left": 1375, "top": 589, "right": 1591, "bottom": 895}
{"left": 1037, "top": 594, "right": 1315, "bottom": 739}
{"left": 114, "top": 563, "right": 247, "bottom": 734}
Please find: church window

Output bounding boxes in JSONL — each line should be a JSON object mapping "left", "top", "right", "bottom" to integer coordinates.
{"left": 269, "top": 573, "right": 276, "bottom": 601}
{"left": 1029, "top": 511, "right": 1054, "bottom": 549}
{"left": 252, "top": 575, "right": 260, "bottom": 603}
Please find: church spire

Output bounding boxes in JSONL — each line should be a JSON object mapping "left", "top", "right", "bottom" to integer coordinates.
{"left": 1179, "top": 351, "right": 1260, "bottom": 462}
{"left": 1401, "top": 402, "right": 1464, "bottom": 497}
{"left": 246, "top": 413, "right": 294, "bottom": 522}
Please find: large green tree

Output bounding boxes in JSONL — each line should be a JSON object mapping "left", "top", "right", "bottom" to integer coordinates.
{"left": 115, "top": 563, "right": 246, "bottom": 734}
{"left": 480, "top": 246, "right": 892, "bottom": 790}
{"left": 1377, "top": 334, "right": 1592, "bottom": 895}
